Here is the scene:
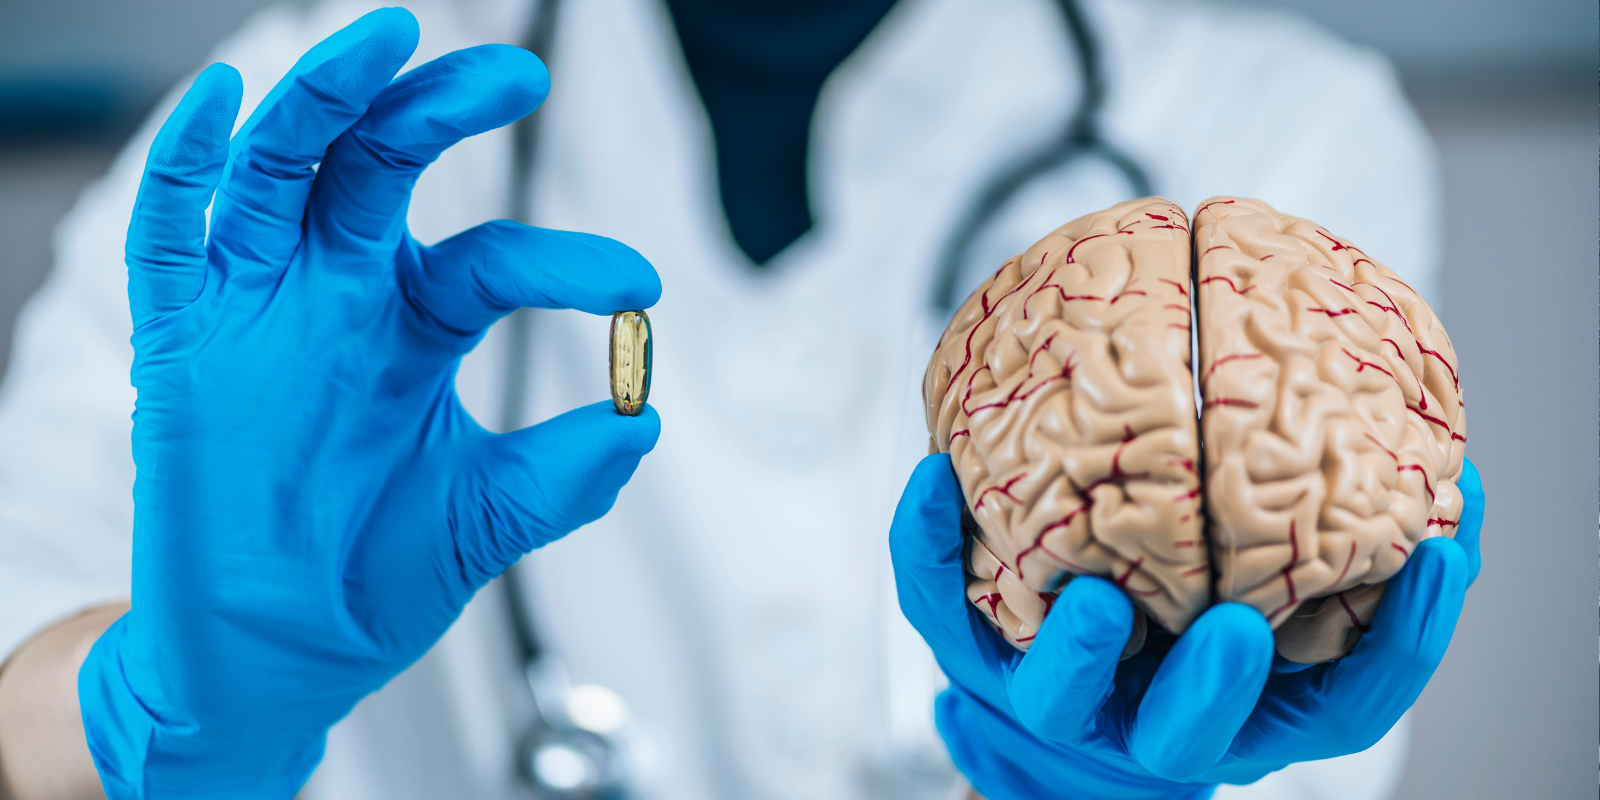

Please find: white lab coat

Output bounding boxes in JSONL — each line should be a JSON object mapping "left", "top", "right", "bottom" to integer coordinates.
{"left": 0, "top": 0, "right": 1437, "bottom": 798}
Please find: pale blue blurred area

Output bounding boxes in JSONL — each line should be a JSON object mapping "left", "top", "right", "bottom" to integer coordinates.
{"left": 0, "top": 1, "right": 1591, "bottom": 798}
{"left": 0, "top": 0, "right": 1589, "bottom": 130}
{"left": 1238, "top": 0, "right": 1591, "bottom": 79}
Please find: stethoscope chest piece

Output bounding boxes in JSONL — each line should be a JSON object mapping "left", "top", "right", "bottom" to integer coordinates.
{"left": 520, "top": 723, "right": 626, "bottom": 799}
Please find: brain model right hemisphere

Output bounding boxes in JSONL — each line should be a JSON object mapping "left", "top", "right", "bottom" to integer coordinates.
{"left": 924, "top": 197, "right": 1465, "bottom": 662}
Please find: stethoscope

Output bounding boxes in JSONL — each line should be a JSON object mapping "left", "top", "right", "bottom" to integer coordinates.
{"left": 494, "top": 0, "right": 1151, "bottom": 796}
{"left": 931, "top": 0, "right": 1152, "bottom": 316}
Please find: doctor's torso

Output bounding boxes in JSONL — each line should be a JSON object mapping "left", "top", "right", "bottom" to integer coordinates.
{"left": 0, "top": 0, "right": 1438, "bottom": 797}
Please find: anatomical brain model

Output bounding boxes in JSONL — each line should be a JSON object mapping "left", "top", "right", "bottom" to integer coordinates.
{"left": 924, "top": 197, "right": 1465, "bottom": 662}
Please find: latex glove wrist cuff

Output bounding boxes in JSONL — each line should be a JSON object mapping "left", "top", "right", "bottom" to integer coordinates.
{"left": 79, "top": 618, "right": 327, "bottom": 800}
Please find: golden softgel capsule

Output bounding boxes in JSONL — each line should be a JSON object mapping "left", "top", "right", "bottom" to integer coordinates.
{"left": 609, "top": 311, "right": 652, "bottom": 416}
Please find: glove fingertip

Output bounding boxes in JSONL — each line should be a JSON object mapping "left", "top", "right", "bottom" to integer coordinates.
{"left": 1194, "top": 601, "right": 1275, "bottom": 647}
{"left": 605, "top": 239, "right": 663, "bottom": 310}
{"left": 890, "top": 454, "right": 959, "bottom": 553}
{"left": 129, "top": 62, "right": 245, "bottom": 326}
{"left": 1455, "top": 458, "right": 1484, "bottom": 586}
{"left": 1131, "top": 603, "right": 1273, "bottom": 782}
{"left": 1363, "top": 537, "right": 1466, "bottom": 667}
{"left": 1458, "top": 457, "right": 1483, "bottom": 499}
{"left": 471, "top": 401, "right": 660, "bottom": 555}
{"left": 578, "top": 400, "right": 660, "bottom": 459}
{"left": 1407, "top": 537, "right": 1468, "bottom": 589}
{"left": 906, "top": 456, "right": 965, "bottom": 544}
{"left": 1159, "top": 601, "right": 1275, "bottom": 703}
{"left": 482, "top": 43, "right": 551, "bottom": 113}
{"left": 907, "top": 453, "right": 958, "bottom": 502}
{"left": 152, "top": 64, "right": 243, "bottom": 167}
{"left": 1049, "top": 576, "right": 1131, "bottom": 644}
{"left": 1007, "top": 577, "right": 1130, "bottom": 743}
{"left": 197, "top": 62, "right": 245, "bottom": 104}
{"left": 1025, "top": 577, "right": 1131, "bottom": 679}
{"left": 298, "top": 8, "right": 417, "bottom": 93}
{"left": 889, "top": 455, "right": 974, "bottom": 635}
{"left": 1321, "top": 537, "right": 1467, "bottom": 733}
{"left": 1410, "top": 537, "right": 1469, "bottom": 600}
{"left": 360, "top": 6, "right": 423, "bottom": 58}
{"left": 619, "top": 403, "right": 661, "bottom": 453}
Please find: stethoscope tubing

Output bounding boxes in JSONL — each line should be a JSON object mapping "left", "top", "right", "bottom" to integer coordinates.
{"left": 495, "top": 0, "right": 1151, "bottom": 796}
{"left": 930, "top": 0, "right": 1152, "bottom": 317}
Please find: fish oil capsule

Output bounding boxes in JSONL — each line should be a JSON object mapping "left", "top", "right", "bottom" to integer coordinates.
{"left": 609, "top": 311, "right": 652, "bottom": 416}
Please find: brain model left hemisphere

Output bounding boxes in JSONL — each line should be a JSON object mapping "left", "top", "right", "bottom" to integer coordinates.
{"left": 923, "top": 197, "right": 1465, "bottom": 662}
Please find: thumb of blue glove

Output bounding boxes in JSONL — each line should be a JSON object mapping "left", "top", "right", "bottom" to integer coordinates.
{"left": 79, "top": 11, "right": 661, "bottom": 799}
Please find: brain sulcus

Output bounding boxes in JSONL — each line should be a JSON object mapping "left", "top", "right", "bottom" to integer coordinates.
{"left": 924, "top": 197, "right": 1464, "bottom": 663}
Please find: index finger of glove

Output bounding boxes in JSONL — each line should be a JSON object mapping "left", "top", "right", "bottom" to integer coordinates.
{"left": 127, "top": 63, "right": 242, "bottom": 328}
{"left": 889, "top": 455, "right": 1014, "bottom": 690}
{"left": 1006, "top": 576, "right": 1131, "bottom": 744}
{"left": 411, "top": 220, "right": 660, "bottom": 339}
{"left": 312, "top": 44, "right": 550, "bottom": 249}
{"left": 1129, "top": 603, "right": 1274, "bottom": 782}
{"left": 207, "top": 9, "right": 418, "bottom": 263}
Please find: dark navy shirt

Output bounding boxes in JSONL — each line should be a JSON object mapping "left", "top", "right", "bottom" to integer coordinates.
{"left": 664, "top": 0, "right": 900, "bottom": 265}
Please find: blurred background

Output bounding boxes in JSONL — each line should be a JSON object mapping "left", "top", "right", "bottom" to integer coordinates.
{"left": 0, "top": 0, "right": 1592, "bottom": 797}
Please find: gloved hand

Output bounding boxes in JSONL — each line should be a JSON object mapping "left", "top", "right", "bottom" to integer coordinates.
{"left": 78, "top": 10, "right": 661, "bottom": 798}
{"left": 891, "top": 454, "right": 1483, "bottom": 800}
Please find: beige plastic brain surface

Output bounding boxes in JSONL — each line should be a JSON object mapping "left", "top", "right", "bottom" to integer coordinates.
{"left": 924, "top": 197, "right": 1465, "bottom": 662}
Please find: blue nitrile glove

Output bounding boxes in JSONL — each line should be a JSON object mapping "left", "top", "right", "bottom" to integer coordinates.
{"left": 77, "top": 10, "right": 661, "bottom": 799}
{"left": 891, "top": 455, "right": 1484, "bottom": 800}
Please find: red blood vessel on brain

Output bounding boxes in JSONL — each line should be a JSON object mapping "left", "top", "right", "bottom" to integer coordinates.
{"left": 924, "top": 197, "right": 1465, "bottom": 662}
